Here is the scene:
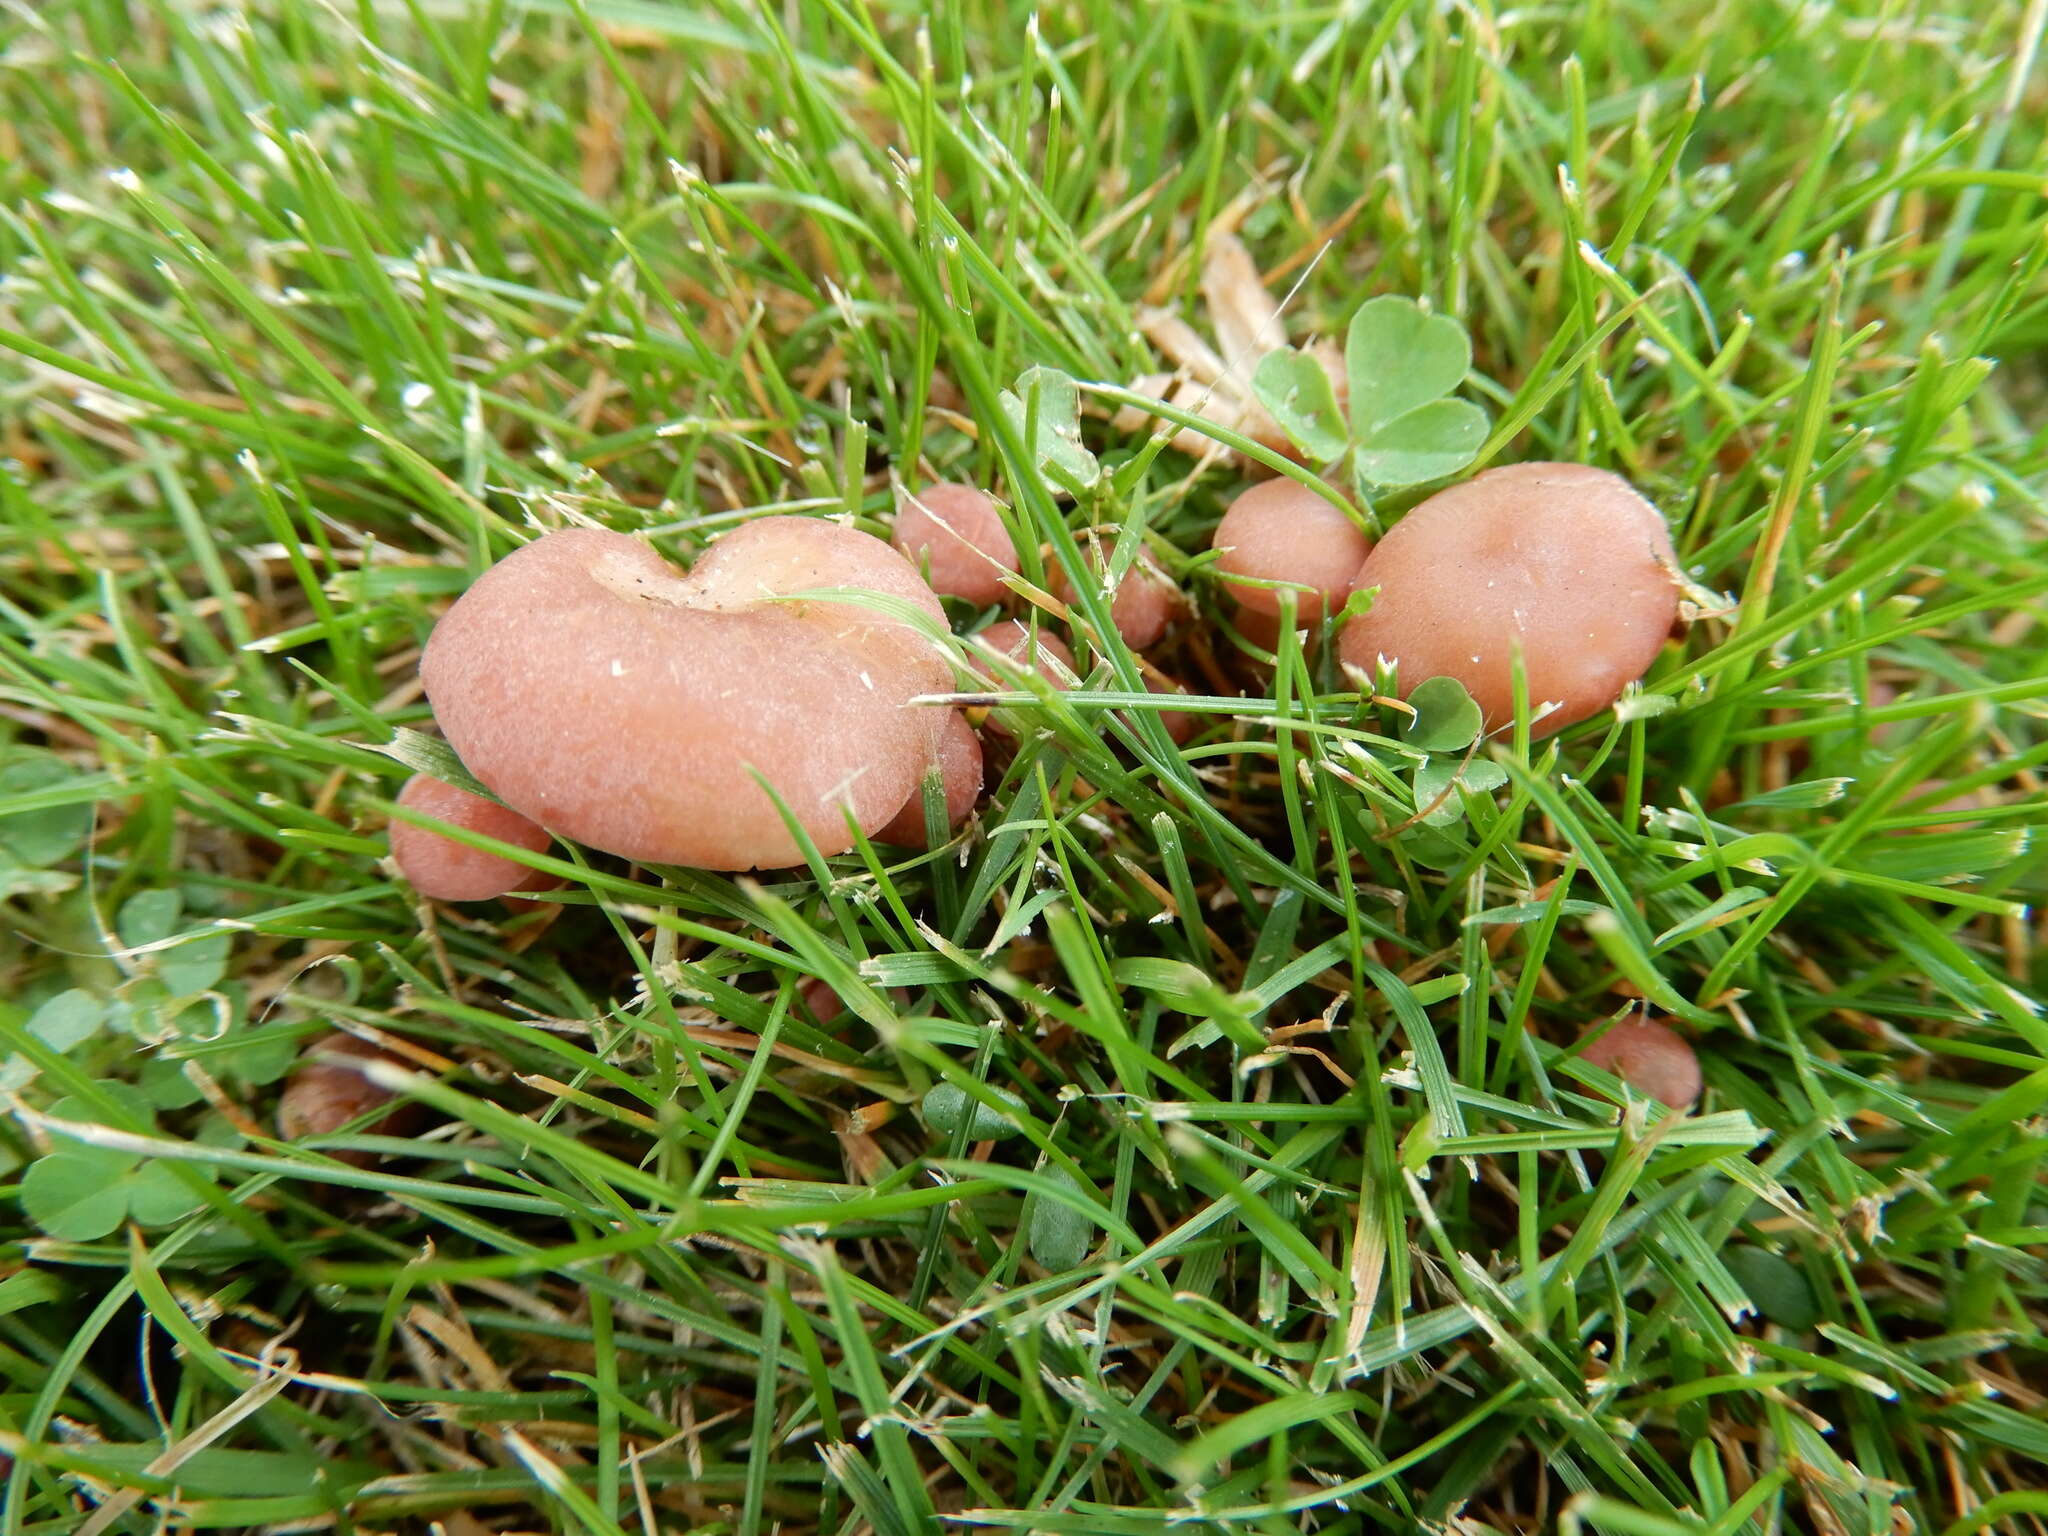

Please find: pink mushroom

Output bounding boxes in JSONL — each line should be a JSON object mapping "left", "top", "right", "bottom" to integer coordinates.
{"left": 972, "top": 619, "right": 1079, "bottom": 741}
{"left": 878, "top": 708, "right": 986, "bottom": 844}
{"left": 1575, "top": 1018, "right": 1702, "bottom": 1110}
{"left": 1147, "top": 674, "right": 1199, "bottom": 745}
{"left": 1050, "top": 549, "right": 1179, "bottom": 649}
{"left": 420, "top": 520, "right": 951, "bottom": 870}
{"left": 1338, "top": 464, "right": 1682, "bottom": 736}
{"left": 1212, "top": 478, "right": 1371, "bottom": 623}
{"left": 891, "top": 483, "right": 1019, "bottom": 606}
{"left": 389, "top": 773, "right": 560, "bottom": 902}
{"left": 974, "top": 619, "right": 1079, "bottom": 686}
{"left": 277, "top": 1033, "right": 427, "bottom": 1165}
{"left": 797, "top": 976, "right": 909, "bottom": 1025}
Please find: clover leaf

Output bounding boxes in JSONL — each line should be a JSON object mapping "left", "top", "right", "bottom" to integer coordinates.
{"left": 1251, "top": 294, "right": 1487, "bottom": 489}
{"left": 1412, "top": 757, "right": 1510, "bottom": 827}
{"left": 998, "top": 366, "right": 1100, "bottom": 494}
{"left": 1249, "top": 349, "right": 1347, "bottom": 462}
{"left": 1403, "top": 675, "right": 1485, "bottom": 754}
{"left": 1346, "top": 298, "right": 1473, "bottom": 436}
{"left": 19, "top": 1085, "right": 205, "bottom": 1240}
{"left": 0, "top": 750, "right": 94, "bottom": 866}
{"left": 0, "top": 989, "right": 108, "bottom": 1091}
{"left": 119, "top": 887, "right": 183, "bottom": 948}
{"left": 118, "top": 888, "right": 231, "bottom": 997}
{"left": 1353, "top": 398, "right": 1488, "bottom": 488}
{"left": 0, "top": 750, "right": 95, "bottom": 898}
{"left": 923, "top": 1081, "right": 1027, "bottom": 1140}
{"left": 1027, "top": 1166, "right": 1093, "bottom": 1271}
{"left": 158, "top": 933, "right": 231, "bottom": 998}
{"left": 1346, "top": 297, "right": 1487, "bottom": 486}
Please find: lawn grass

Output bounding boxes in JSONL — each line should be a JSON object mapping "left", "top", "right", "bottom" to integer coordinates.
{"left": 1, "top": 0, "right": 2046, "bottom": 1532}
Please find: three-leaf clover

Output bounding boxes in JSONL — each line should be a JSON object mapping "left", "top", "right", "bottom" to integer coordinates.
{"left": 19, "top": 1084, "right": 206, "bottom": 1240}
{"left": 1252, "top": 295, "right": 1488, "bottom": 491}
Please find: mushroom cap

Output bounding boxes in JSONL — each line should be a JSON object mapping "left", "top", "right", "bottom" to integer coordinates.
{"left": 973, "top": 620, "right": 1079, "bottom": 740}
{"left": 878, "top": 708, "right": 985, "bottom": 844}
{"left": 1147, "top": 674, "right": 1198, "bottom": 745}
{"left": 892, "top": 483, "right": 1019, "bottom": 607}
{"left": 277, "top": 1033, "right": 425, "bottom": 1164}
{"left": 390, "top": 773, "right": 558, "bottom": 902}
{"left": 1337, "top": 463, "right": 1681, "bottom": 736}
{"left": 1231, "top": 604, "right": 1291, "bottom": 654}
{"left": 1893, "top": 777, "right": 1993, "bottom": 835}
{"left": 1050, "top": 551, "right": 1179, "bottom": 649}
{"left": 1213, "top": 478, "right": 1371, "bottom": 622}
{"left": 798, "top": 975, "right": 850, "bottom": 1024}
{"left": 798, "top": 976, "right": 910, "bottom": 1025}
{"left": 421, "top": 521, "right": 951, "bottom": 870}
{"left": 974, "top": 618, "right": 1078, "bottom": 684}
{"left": 1575, "top": 1018, "right": 1702, "bottom": 1110}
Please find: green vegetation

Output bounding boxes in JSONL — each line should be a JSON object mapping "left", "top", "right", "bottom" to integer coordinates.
{"left": 2, "top": 1, "right": 2045, "bottom": 1532}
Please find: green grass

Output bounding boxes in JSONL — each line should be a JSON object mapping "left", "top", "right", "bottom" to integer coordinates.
{"left": 1, "top": 0, "right": 2046, "bottom": 1532}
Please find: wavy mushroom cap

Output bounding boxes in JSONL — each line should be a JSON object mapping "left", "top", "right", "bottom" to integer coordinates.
{"left": 892, "top": 483, "right": 1019, "bottom": 607}
{"left": 879, "top": 708, "right": 986, "bottom": 845}
{"left": 1213, "top": 478, "right": 1371, "bottom": 622}
{"left": 390, "top": 773, "right": 558, "bottom": 902}
{"left": 421, "top": 521, "right": 950, "bottom": 871}
{"left": 1338, "top": 463, "right": 1681, "bottom": 736}
{"left": 1051, "top": 551, "right": 1179, "bottom": 649}
{"left": 1575, "top": 1018, "right": 1702, "bottom": 1110}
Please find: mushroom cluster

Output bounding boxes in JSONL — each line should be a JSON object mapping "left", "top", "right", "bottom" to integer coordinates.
{"left": 890, "top": 481, "right": 1201, "bottom": 745}
{"left": 1211, "top": 462, "right": 1682, "bottom": 737}
{"left": 395, "top": 452, "right": 1681, "bottom": 895}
